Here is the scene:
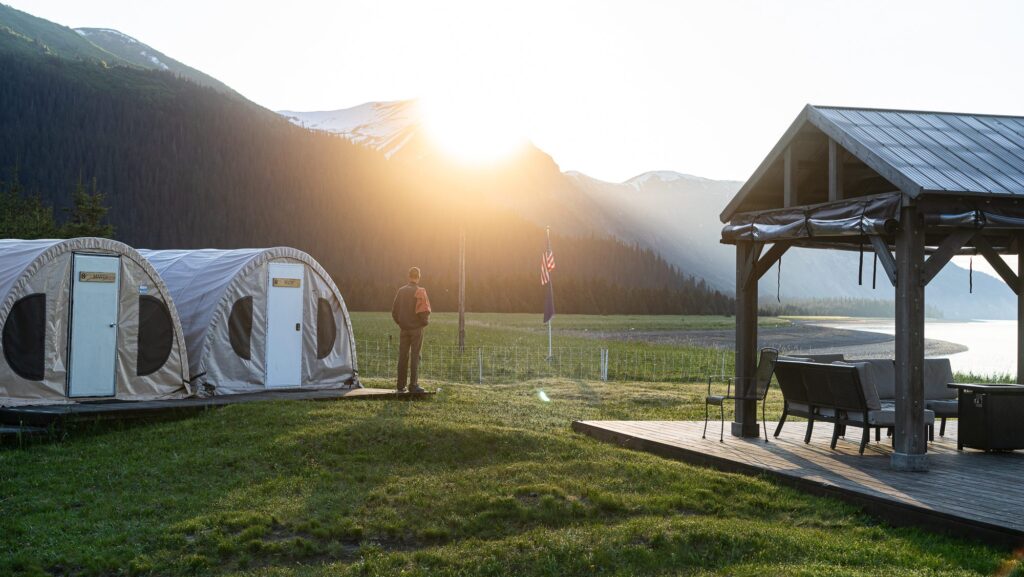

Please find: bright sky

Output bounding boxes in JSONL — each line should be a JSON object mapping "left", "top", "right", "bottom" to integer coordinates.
{"left": 9, "top": 0, "right": 1024, "bottom": 184}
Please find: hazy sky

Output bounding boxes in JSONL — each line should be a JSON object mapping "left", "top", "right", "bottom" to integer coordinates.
{"left": 8, "top": 1, "right": 1024, "bottom": 183}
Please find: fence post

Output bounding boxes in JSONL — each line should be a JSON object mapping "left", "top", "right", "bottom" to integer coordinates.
{"left": 478, "top": 348, "right": 483, "bottom": 384}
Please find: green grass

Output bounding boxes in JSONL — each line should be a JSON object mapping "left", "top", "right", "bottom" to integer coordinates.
{"left": 350, "top": 313, "right": 758, "bottom": 383}
{"left": 351, "top": 312, "right": 789, "bottom": 346}
{"left": 1, "top": 379, "right": 1018, "bottom": 577}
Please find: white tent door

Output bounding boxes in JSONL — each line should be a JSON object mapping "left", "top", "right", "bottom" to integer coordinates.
{"left": 67, "top": 254, "right": 120, "bottom": 397}
{"left": 266, "top": 263, "right": 304, "bottom": 387}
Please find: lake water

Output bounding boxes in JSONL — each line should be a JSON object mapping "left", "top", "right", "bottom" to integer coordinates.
{"left": 816, "top": 319, "right": 1018, "bottom": 377}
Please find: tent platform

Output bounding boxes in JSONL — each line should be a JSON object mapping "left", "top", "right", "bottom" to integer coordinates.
{"left": 573, "top": 419, "right": 1024, "bottom": 546}
{"left": 0, "top": 423, "right": 48, "bottom": 437}
{"left": 0, "top": 387, "right": 433, "bottom": 426}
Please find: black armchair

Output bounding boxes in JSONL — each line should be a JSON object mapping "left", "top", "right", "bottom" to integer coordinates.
{"left": 703, "top": 347, "right": 779, "bottom": 442}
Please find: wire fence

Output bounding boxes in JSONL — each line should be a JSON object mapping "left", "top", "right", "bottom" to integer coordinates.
{"left": 355, "top": 339, "right": 736, "bottom": 383}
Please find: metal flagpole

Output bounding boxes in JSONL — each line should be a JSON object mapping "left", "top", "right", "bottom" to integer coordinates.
{"left": 548, "top": 317, "right": 553, "bottom": 359}
{"left": 546, "top": 226, "right": 553, "bottom": 361}
{"left": 458, "top": 227, "right": 466, "bottom": 352}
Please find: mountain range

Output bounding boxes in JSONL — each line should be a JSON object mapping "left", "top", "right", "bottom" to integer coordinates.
{"left": 283, "top": 102, "right": 1015, "bottom": 319}
{"left": 0, "top": 3, "right": 1012, "bottom": 318}
{"left": 0, "top": 3, "right": 735, "bottom": 316}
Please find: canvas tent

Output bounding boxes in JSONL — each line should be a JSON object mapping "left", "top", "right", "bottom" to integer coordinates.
{"left": 138, "top": 247, "right": 358, "bottom": 396}
{"left": 0, "top": 238, "right": 190, "bottom": 406}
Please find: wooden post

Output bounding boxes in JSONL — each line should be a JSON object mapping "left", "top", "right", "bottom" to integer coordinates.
{"left": 783, "top": 146, "right": 796, "bottom": 207}
{"left": 1018, "top": 235, "right": 1024, "bottom": 385}
{"left": 733, "top": 240, "right": 761, "bottom": 437}
{"left": 828, "top": 139, "right": 843, "bottom": 202}
{"left": 892, "top": 205, "right": 929, "bottom": 471}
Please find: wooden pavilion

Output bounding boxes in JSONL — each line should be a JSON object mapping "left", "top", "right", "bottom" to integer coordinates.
{"left": 721, "top": 105, "right": 1024, "bottom": 471}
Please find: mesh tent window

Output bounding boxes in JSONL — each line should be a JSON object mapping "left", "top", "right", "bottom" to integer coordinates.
{"left": 316, "top": 297, "right": 337, "bottom": 359}
{"left": 137, "top": 295, "right": 174, "bottom": 376}
{"left": 229, "top": 296, "right": 253, "bottom": 360}
{"left": 2, "top": 293, "right": 46, "bottom": 381}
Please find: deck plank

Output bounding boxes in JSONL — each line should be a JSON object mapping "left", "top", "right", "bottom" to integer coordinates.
{"left": 0, "top": 387, "right": 432, "bottom": 426}
{"left": 573, "top": 419, "right": 1024, "bottom": 545}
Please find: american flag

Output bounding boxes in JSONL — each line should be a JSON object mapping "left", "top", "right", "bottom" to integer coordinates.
{"left": 540, "top": 250, "right": 555, "bottom": 285}
{"left": 542, "top": 232, "right": 555, "bottom": 324}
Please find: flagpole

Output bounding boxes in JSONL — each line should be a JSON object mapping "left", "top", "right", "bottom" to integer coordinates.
{"left": 546, "top": 226, "right": 553, "bottom": 360}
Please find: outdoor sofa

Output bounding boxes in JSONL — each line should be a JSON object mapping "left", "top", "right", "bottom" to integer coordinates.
{"left": 855, "top": 358, "right": 958, "bottom": 436}
{"left": 773, "top": 359, "right": 936, "bottom": 454}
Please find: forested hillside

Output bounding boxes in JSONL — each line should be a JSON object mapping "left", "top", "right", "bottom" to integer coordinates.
{"left": 0, "top": 6, "right": 733, "bottom": 314}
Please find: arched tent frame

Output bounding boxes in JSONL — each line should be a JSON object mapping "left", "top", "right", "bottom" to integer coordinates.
{"left": 0, "top": 237, "right": 191, "bottom": 406}
{"left": 139, "top": 247, "right": 358, "bottom": 396}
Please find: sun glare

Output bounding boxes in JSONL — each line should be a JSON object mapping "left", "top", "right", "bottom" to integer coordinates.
{"left": 419, "top": 94, "right": 527, "bottom": 166}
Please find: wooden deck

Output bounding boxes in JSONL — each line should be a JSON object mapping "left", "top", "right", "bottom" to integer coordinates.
{"left": 0, "top": 387, "right": 432, "bottom": 426}
{"left": 573, "top": 419, "right": 1024, "bottom": 545}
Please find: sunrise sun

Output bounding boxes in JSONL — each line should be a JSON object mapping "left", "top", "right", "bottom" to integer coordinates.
{"left": 419, "top": 94, "right": 527, "bottom": 166}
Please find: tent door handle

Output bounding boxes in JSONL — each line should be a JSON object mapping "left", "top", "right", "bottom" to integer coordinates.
{"left": 295, "top": 323, "right": 301, "bottom": 331}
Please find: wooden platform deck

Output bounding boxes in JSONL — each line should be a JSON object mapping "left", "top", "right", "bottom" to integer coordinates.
{"left": 573, "top": 419, "right": 1024, "bottom": 545}
{"left": 0, "top": 387, "right": 432, "bottom": 426}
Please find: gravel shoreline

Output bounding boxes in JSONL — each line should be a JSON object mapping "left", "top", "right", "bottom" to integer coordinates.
{"left": 566, "top": 320, "right": 967, "bottom": 360}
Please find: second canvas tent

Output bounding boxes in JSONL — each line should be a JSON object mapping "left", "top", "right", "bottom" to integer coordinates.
{"left": 138, "top": 247, "right": 358, "bottom": 396}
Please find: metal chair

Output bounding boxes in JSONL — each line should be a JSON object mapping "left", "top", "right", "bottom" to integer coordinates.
{"left": 703, "top": 347, "right": 779, "bottom": 442}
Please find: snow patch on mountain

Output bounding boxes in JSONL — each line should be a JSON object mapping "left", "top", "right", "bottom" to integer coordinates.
{"left": 140, "top": 50, "right": 169, "bottom": 70}
{"left": 279, "top": 101, "right": 419, "bottom": 159}
{"left": 76, "top": 28, "right": 137, "bottom": 43}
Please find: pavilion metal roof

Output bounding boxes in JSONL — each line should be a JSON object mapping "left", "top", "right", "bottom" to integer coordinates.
{"left": 721, "top": 105, "right": 1024, "bottom": 222}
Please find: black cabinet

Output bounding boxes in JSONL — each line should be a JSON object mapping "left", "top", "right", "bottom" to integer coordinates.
{"left": 950, "top": 383, "right": 1024, "bottom": 451}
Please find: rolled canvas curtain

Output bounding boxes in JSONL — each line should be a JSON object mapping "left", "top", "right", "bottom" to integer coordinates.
{"left": 722, "top": 193, "right": 902, "bottom": 243}
{"left": 723, "top": 193, "right": 1024, "bottom": 244}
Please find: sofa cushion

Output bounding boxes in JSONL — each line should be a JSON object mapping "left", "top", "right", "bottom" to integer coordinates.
{"left": 804, "top": 353, "right": 846, "bottom": 363}
{"left": 862, "top": 359, "right": 896, "bottom": 399}
{"left": 834, "top": 361, "right": 882, "bottom": 410}
{"left": 925, "top": 398, "right": 958, "bottom": 417}
{"left": 847, "top": 408, "right": 935, "bottom": 427}
{"left": 924, "top": 358, "right": 957, "bottom": 400}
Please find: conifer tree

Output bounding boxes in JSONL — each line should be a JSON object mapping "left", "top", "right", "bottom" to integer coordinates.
{"left": 0, "top": 168, "right": 57, "bottom": 238}
{"left": 61, "top": 177, "right": 114, "bottom": 238}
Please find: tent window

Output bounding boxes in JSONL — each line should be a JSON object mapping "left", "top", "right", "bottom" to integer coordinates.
{"left": 229, "top": 296, "right": 253, "bottom": 360}
{"left": 2, "top": 293, "right": 46, "bottom": 381}
{"left": 316, "top": 298, "right": 336, "bottom": 359}
{"left": 137, "top": 296, "right": 173, "bottom": 376}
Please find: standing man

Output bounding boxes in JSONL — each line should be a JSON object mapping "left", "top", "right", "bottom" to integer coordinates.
{"left": 391, "top": 266, "right": 430, "bottom": 393}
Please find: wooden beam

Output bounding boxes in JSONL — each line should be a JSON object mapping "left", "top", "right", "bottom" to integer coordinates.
{"left": 892, "top": 205, "right": 928, "bottom": 472}
{"left": 753, "top": 243, "right": 790, "bottom": 282}
{"left": 733, "top": 241, "right": 761, "bottom": 438}
{"left": 974, "top": 235, "right": 1020, "bottom": 294}
{"left": 783, "top": 146, "right": 795, "bottom": 208}
{"left": 868, "top": 235, "right": 897, "bottom": 287}
{"left": 1019, "top": 233, "right": 1024, "bottom": 385}
{"left": 922, "top": 229, "right": 977, "bottom": 286}
{"left": 739, "top": 241, "right": 763, "bottom": 290}
{"left": 828, "top": 139, "right": 843, "bottom": 202}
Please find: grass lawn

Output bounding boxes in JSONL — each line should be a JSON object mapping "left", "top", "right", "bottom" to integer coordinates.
{"left": 350, "top": 312, "right": 790, "bottom": 349}
{"left": 1, "top": 378, "right": 1018, "bottom": 577}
